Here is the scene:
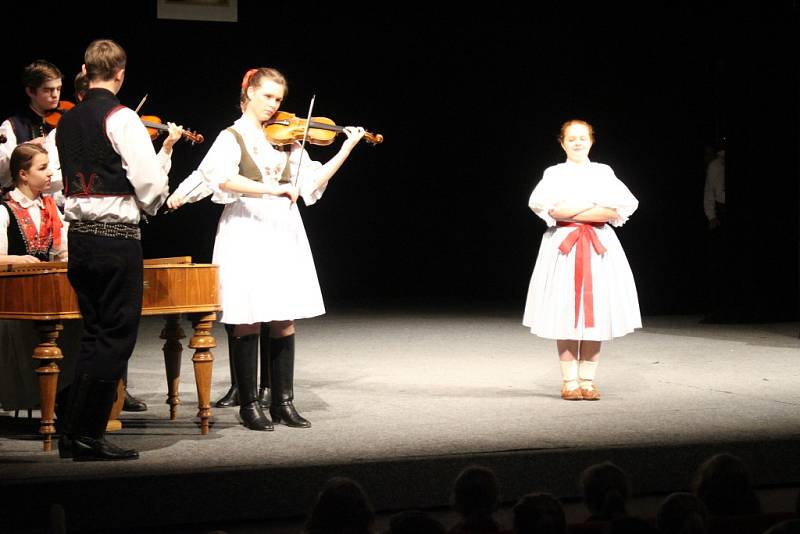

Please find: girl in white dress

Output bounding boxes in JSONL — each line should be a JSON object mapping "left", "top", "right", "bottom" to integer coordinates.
{"left": 523, "top": 120, "right": 641, "bottom": 400}
{"left": 174, "top": 68, "right": 365, "bottom": 431}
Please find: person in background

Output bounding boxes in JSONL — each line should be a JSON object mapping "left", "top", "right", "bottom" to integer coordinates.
{"left": 0, "top": 60, "right": 63, "bottom": 189}
{"left": 701, "top": 141, "right": 729, "bottom": 323}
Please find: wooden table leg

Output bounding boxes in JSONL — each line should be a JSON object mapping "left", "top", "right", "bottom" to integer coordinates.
{"left": 161, "top": 314, "right": 185, "bottom": 420}
{"left": 106, "top": 380, "right": 125, "bottom": 432}
{"left": 188, "top": 312, "right": 215, "bottom": 435}
{"left": 33, "top": 320, "right": 63, "bottom": 452}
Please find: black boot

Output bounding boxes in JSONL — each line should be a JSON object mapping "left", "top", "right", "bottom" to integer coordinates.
{"left": 232, "top": 333, "right": 273, "bottom": 431}
{"left": 121, "top": 367, "right": 147, "bottom": 412}
{"left": 258, "top": 322, "right": 271, "bottom": 409}
{"left": 122, "top": 389, "right": 148, "bottom": 412}
{"left": 269, "top": 335, "right": 311, "bottom": 428}
{"left": 215, "top": 324, "right": 239, "bottom": 408}
{"left": 55, "top": 384, "right": 71, "bottom": 432}
{"left": 60, "top": 373, "right": 139, "bottom": 461}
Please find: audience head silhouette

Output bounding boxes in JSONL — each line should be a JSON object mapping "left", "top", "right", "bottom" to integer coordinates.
{"left": 691, "top": 452, "right": 761, "bottom": 516}
{"left": 656, "top": 492, "right": 708, "bottom": 534}
{"left": 512, "top": 492, "right": 566, "bottom": 534}
{"left": 450, "top": 464, "right": 501, "bottom": 532}
{"left": 305, "top": 476, "right": 375, "bottom": 534}
{"left": 580, "top": 461, "right": 630, "bottom": 521}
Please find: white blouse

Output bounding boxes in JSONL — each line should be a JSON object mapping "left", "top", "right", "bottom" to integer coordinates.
{"left": 197, "top": 116, "right": 324, "bottom": 205}
{"left": 528, "top": 160, "right": 639, "bottom": 227}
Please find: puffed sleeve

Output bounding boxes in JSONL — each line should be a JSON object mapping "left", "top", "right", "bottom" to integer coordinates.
{"left": 528, "top": 167, "right": 559, "bottom": 227}
{"left": 0, "top": 119, "right": 17, "bottom": 188}
{"left": 596, "top": 164, "right": 638, "bottom": 227}
{"left": 173, "top": 171, "right": 214, "bottom": 205}
{"left": 197, "top": 130, "right": 243, "bottom": 205}
{"left": 52, "top": 217, "right": 69, "bottom": 261}
{"left": 289, "top": 144, "right": 325, "bottom": 206}
{"left": 0, "top": 205, "right": 9, "bottom": 255}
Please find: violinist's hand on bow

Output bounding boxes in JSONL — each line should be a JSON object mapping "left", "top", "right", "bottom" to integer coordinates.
{"left": 341, "top": 126, "right": 366, "bottom": 153}
{"left": 280, "top": 183, "right": 299, "bottom": 204}
{"left": 166, "top": 192, "right": 185, "bottom": 210}
{"left": 162, "top": 122, "right": 184, "bottom": 154}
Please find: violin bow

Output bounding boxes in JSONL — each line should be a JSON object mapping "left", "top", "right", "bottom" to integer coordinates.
{"left": 290, "top": 94, "right": 316, "bottom": 198}
{"left": 134, "top": 94, "right": 148, "bottom": 114}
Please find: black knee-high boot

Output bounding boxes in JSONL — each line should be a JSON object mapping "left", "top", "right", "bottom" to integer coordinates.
{"left": 215, "top": 324, "right": 239, "bottom": 408}
{"left": 58, "top": 373, "right": 139, "bottom": 461}
{"left": 232, "top": 333, "right": 273, "bottom": 431}
{"left": 269, "top": 334, "right": 310, "bottom": 428}
{"left": 258, "top": 322, "right": 271, "bottom": 408}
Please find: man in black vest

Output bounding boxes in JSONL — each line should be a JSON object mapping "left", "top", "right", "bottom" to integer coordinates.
{"left": 55, "top": 39, "right": 178, "bottom": 461}
{"left": 0, "top": 60, "right": 63, "bottom": 189}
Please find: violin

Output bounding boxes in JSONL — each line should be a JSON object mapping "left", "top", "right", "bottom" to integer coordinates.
{"left": 43, "top": 100, "right": 76, "bottom": 128}
{"left": 140, "top": 115, "right": 204, "bottom": 145}
{"left": 264, "top": 111, "right": 383, "bottom": 147}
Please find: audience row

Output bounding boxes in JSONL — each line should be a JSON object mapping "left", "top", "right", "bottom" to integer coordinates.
{"left": 299, "top": 452, "right": 800, "bottom": 534}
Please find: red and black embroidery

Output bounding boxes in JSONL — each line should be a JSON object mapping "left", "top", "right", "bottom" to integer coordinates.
{"left": 3, "top": 197, "right": 55, "bottom": 260}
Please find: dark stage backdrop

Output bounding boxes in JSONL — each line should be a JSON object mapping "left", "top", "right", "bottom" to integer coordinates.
{"left": 3, "top": 2, "right": 798, "bottom": 320}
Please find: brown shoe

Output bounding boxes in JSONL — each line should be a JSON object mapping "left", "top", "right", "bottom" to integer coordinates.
{"left": 561, "top": 384, "right": 583, "bottom": 400}
{"left": 580, "top": 383, "right": 601, "bottom": 400}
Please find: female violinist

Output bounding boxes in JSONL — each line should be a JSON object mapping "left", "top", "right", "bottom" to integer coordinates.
{"left": 0, "top": 143, "right": 79, "bottom": 412}
{"left": 173, "top": 67, "right": 365, "bottom": 431}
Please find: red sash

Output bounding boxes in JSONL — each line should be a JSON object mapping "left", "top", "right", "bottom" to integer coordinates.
{"left": 556, "top": 222, "right": 606, "bottom": 328}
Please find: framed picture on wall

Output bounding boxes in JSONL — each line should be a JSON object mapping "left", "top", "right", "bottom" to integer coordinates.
{"left": 156, "top": 0, "right": 238, "bottom": 22}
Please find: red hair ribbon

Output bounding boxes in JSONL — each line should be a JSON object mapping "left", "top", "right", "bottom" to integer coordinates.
{"left": 557, "top": 222, "right": 607, "bottom": 328}
{"left": 241, "top": 69, "right": 257, "bottom": 89}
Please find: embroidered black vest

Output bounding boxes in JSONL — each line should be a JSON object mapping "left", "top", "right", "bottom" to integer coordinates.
{"left": 2, "top": 200, "right": 52, "bottom": 260}
{"left": 56, "top": 88, "right": 133, "bottom": 197}
{"left": 5, "top": 106, "right": 52, "bottom": 143}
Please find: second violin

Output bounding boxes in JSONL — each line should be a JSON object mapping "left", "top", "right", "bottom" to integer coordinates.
{"left": 140, "top": 115, "right": 204, "bottom": 145}
{"left": 264, "top": 111, "right": 383, "bottom": 147}
{"left": 44, "top": 100, "right": 76, "bottom": 128}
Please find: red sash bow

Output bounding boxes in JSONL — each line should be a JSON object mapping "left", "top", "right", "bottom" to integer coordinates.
{"left": 557, "top": 222, "right": 607, "bottom": 328}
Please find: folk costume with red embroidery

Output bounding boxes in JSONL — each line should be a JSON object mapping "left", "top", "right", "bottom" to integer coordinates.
{"left": 2, "top": 189, "right": 63, "bottom": 260}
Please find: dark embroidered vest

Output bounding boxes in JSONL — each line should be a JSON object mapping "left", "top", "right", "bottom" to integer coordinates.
{"left": 2, "top": 199, "right": 53, "bottom": 260}
{"left": 57, "top": 88, "right": 133, "bottom": 197}
{"left": 5, "top": 106, "right": 52, "bottom": 143}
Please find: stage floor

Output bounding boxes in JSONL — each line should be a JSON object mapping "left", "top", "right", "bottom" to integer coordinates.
{"left": 2, "top": 309, "right": 799, "bottom": 531}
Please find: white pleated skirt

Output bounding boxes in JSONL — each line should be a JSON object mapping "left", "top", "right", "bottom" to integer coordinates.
{"left": 522, "top": 224, "right": 641, "bottom": 340}
{"left": 212, "top": 195, "right": 325, "bottom": 324}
